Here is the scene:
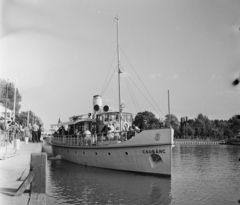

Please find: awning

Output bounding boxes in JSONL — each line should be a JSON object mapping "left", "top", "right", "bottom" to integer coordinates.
{"left": 74, "top": 118, "right": 96, "bottom": 124}
{"left": 51, "top": 121, "right": 74, "bottom": 127}
{"left": 51, "top": 118, "right": 95, "bottom": 127}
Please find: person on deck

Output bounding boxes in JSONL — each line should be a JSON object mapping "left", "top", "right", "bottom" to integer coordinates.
{"left": 127, "top": 126, "right": 135, "bottom": 140}
{"left": 133, "top": 124, "right": 140, "bottom": 133}
{"left": 83, "top": 128, "right": 91, "bottom": 144}
{"left": 139, "top": 120, "right": 148, "bottom": 132}
{"left": 107, "top": 123, "right": 114, "bottom": 140}
{"left": 83, "top": 128, "right": 91, "bottom": 139}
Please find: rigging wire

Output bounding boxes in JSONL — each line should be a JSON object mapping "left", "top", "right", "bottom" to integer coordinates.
{"left": 127, "top": 73, "right": 162, "bottom": 117}
{"left": 122, "top": 70, "right": 141, "bottom": 112}
{"left": 120, "top": 47, "right": 165, "bottom": 117}
{"left": 101, "top": 49, "right": 117, "bottom": 95}
{"left": 123, "top": 75, "right": 138, "bottom": 113}
{"left": 101, "top": 65, "right": 118, "bottom": 97}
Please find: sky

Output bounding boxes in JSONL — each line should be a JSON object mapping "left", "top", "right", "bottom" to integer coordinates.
{"left": 1, "top": 0, "right": 240, "bottom": 130}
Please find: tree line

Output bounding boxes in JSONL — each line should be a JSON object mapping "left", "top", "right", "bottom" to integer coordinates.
{"left": 0, "top": 78, "right": 43, "bottom": 125}
{"left": 134, "top": 111, "right": 240, "bottom": 140}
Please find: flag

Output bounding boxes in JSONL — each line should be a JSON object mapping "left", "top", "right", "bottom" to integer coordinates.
{"left": 58, "top": 118, "right": 62, "bottom": 124}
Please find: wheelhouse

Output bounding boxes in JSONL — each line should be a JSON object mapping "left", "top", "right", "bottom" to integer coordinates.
{"left": 96, "top": 111, "right": 134, "bottom": 135}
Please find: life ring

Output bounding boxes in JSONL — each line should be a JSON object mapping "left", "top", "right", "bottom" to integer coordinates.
{"left": 123, "top": 122, "right": 129, "bottom": 131}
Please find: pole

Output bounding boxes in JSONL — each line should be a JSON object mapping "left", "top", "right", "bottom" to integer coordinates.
{"left": 168, "top": 90, "right": 170, "bottom": 115}
{"left": 4, "top": 80, "right": 9, "bottom": 126}
{"left": 116, "top": 16, "right": 122, "bottom": 131}
{"left": 13, "top": 78, "right": 17, "bottom": 122}
{"left": 4, "top": 80, "right": 9, "bottom": 147}
{"left": 27, "top": 104, "right": 30, "bottom": 125}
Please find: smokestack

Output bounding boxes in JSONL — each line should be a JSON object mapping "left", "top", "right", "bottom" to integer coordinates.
{"left": 93, "top": 95, "right": 102, "bottom": 114}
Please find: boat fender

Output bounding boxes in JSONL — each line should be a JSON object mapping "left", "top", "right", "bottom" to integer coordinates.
{"left": 48, "top": 155, "right": 61, "bottom": 160}
{"left": 123, "top": 122, "right": 129, "bottom": 131}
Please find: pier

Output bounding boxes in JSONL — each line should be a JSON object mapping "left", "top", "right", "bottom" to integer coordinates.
{"left": 0, "top": 141, "right": 45, "bottom": 205}
{"left": 174, "top": 140, "right": 220, "bottom": 145}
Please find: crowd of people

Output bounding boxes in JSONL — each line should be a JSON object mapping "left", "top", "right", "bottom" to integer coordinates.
{"left": 53, "top": 125, "right": 94, "bottom": 143}
{"left": 52, "top": 119, "right": 150, "bottom": 145}
{"left": 100, "top": 119, "right": 149, "bottom": 141}
{"left": 0, "top": 117, "right": 44, "bottom": 144}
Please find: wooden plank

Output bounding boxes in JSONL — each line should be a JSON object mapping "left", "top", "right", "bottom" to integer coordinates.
{"left": 15, "top": 170, "right": 35, "bottom": 196}
{"left": 30, "top": 153, "right": 47, "bottom": 194}
{"left": 29, "top": 193, "right": 46, "bottom": 205}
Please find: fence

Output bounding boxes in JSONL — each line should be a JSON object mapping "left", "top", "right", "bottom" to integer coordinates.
{"left": 0, "top": 130, "right": 9, "bottom": 147}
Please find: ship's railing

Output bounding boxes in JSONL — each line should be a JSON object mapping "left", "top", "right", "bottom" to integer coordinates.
{"left": 51, "top": 131, "right": 130, "bottom": 147}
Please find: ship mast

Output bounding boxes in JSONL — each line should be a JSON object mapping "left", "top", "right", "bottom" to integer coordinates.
{"left": 116, "top": 16, "right": 122, "bottom": 131}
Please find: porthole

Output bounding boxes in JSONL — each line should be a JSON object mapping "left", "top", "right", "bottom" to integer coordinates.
{"left": 125, "top": 152, "right": 128, "bottom": 155}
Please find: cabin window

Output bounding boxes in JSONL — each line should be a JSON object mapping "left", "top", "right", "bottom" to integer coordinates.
{"left": 105, "top": 114, "right": 109, "bottom": 122}
{"left": 116, "top": 114, "right": 119, "bottom": 122}
{"left": 111, "top": 115, "right": 116, "bottom": 122}
{"left": 122, "top": 115, "right": 126, "bottom": 122}
{"left": 127, "top": 115, "right": 132, "bottom": 122}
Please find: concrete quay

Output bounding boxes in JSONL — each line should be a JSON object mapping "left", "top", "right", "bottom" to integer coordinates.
{"left": 0, "top": 141, "right": 42, "bottom": 205}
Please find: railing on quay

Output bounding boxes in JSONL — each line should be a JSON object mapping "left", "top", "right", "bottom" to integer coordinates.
{"left": 0, "top": 130, "right": 9, "bottom": 147}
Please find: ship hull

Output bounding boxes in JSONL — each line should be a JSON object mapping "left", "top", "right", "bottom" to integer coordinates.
{"left": 51, "top": 128, "right": 174, "bottom": 177}
{"left": 52, "top": 144, "right": 172, "bottom": 177}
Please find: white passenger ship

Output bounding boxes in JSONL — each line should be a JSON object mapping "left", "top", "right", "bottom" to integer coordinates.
{"left": 50, "top": 17, "right": 174, "bottom": 177}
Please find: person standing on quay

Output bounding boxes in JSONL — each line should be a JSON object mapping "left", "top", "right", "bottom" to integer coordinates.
{"left": 32, "top": 122, "right": 39, "bottom": 143}
{"left": 24, "top": 124, "right": 31, "bottom": 142}
{"left": 19, "top": 123, "right": 24, "bottom": 141}
{"left": 38, "top": 124, "right": 43, "bottom": 142}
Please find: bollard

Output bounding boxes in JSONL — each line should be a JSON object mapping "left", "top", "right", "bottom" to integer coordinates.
{"left": 14, "top": 139, "right": 20, "bottom": 150}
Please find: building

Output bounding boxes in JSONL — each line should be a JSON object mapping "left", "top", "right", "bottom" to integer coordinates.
{"left": 0, "top": 103, "right": 13, "bottom": 122}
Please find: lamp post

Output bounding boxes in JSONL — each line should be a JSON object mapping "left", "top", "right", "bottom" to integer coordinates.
{"left": 27, "top": 104, "right": 30, "bottom": 125}
{"left": 4, "top": 80, "right": 9, "bottom": 126}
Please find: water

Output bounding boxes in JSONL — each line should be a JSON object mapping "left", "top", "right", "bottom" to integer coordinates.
{"left": 44, "top": 142, "right": 240, "bottom": 205}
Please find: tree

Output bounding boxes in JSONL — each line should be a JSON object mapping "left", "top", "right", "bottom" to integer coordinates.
{"left": 165, "top": 114, "right": 179, "bottom": 127}
{"left": 194, "top": 127, "right": 201, "bottom": 138}
{"left": 17, "top": 111, "right": 28, "bottom": 125}
{"left": 187, "top": 126, "right": 195, "bottom": 137}
{"left": 224, "top": 128, "right": 233, "bottom": 139}
{"left": 165, "top": 114, "right": 180, "bottom": 138}
{"left": 134, "top": 111, "right": 159, "bottom": 126}
{"left": 0, "top": 79, "right": 22, "bottom": 115}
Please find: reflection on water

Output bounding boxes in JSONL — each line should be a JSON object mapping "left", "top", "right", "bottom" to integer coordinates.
{"left": 45, "top": 142, "right": 240, "bottom": 205}
{"left": 172, "top": 145, "right": 240, "bottom": 205}
{"left": 47, "top": 160, "right": 171, "bottom": 205}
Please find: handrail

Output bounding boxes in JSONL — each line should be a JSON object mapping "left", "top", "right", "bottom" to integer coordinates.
{"left": 51, "top": 131, "right": 131, "bottom": 147}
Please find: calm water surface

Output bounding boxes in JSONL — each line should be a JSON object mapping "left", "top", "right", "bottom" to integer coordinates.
{"left": 44, "top": 143, "right": 240, "bottom": 205}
